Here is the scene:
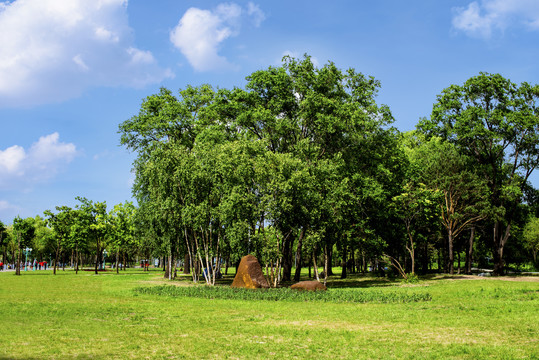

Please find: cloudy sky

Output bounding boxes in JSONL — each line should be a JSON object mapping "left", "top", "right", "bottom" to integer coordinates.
{"left": 1, "top": 0, "right": 539, "bottom": 223}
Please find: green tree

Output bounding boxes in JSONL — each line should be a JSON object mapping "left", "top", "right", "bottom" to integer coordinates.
{"left": 44, "top": 206, "right": 75, "bottom": 275}
{"left": 407, "top": 135, "right": 492, "bottom": 274}
{"left": 418, "top": 73, "right": 539, "bottom": 275}
{"left": 12, "top": 216, "right": 35, "bottom": 275}
{"left": 109, "top": 202, "right": 136, "bottom": 273}
{"left": 392, "top": 182, "right": 439, "bottom": 275}
{"left": 0, "top": 220, "right": 6, "bottom": 265}
{"left": 523, "top": 217, "right": 539, "bottom": 268}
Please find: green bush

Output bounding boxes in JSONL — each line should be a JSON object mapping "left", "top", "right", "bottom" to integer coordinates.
{"left": 133, "top": 285, "right": 432, "bottom": 303}
{"left": 404, "top": 273, "right": 420, "bottom": 284}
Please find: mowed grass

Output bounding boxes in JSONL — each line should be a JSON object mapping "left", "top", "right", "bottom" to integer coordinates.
{"left": 0, "top": 269, "right": 538, "bottom": 360}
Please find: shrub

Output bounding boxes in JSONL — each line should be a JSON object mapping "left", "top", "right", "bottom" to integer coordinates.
{"left": 133, "top": 285, "right": 432, "bottom": 303}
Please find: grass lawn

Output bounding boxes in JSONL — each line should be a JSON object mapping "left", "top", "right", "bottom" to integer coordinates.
{"left": 0, "top": 268, "right": 538, "bottom": 359}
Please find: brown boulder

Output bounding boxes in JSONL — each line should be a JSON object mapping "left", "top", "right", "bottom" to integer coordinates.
{"left": 290, "top": 280, "right": 327, "bottom": 291}
{"left": 231, "top": 255, "right": 270, "bottom": 289}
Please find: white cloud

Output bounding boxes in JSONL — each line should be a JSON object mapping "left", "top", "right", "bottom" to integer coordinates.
{"left": 452, "top": 0, "right": 539, "bottom": 39}
{"left": 0, "top": 0, "right": 173, "bottom": 107}
{"left": 247, "top": 2, "right": 265, "bottom": 27}
{"left": 0, "top": 199, "right": 19, "bottom": 213}
{"left": 0, "top": 145, "right": 25, "bottom": 175}
{"left": 170, "top": 2, "right": 265, "bottom": 72}
{"left": 0, "top": 133, "right": 77, "bottom": 189}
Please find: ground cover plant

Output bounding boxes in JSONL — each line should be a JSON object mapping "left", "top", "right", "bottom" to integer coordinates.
{"left": 133, "top": 284, "right": 432, "bottom": 303}
{"left": 1, "top": 269, "right": 538, "bottom": 359}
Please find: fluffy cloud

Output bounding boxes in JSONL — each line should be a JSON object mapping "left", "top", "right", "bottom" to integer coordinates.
{"left": 0, "top": 0, "right": 173, "bottom": 107}
{"left": 452, "top": 0, "right": 539, "bottom": 38}
{"left": 0, "top": 200, "right": 19, "bottom": 219}
{"left": 0, "top": 133, "right": 77, "bottom": 189}
{"left": 170, "top": 2, "right": 265, "bottom": 72}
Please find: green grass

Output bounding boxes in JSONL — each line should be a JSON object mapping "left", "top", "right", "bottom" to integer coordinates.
{"left": 0, "top": 269, "right": 538, "bottom": 359}
{"left": 134, "top": 284, "right": 432, "bottom": 303}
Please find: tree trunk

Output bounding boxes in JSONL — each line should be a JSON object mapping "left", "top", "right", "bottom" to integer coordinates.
{"left": 448, "top": 230, "right": 454, "bottom": 275}
{"left": 362, "top": 251, "right": 366, "bottom": 274}
{"left": 281, "top": 234, "right": 293, "bottom": 282}
{"left": 327, "top": 246, "right": 334, "bottom": 276}
{"left": 323, "top": 244, "right": 329, "bottom": 286}
{"left": 15, "top": 234, "right": 21, "bottom": 276}
{"left": 340, "top": 244, "right": 347, "bottom": 279}
{"left": 493, "top": 221, "right": 510, "bottom": 276}
{"left": 54, "top": 245, "right": 61, "bottom": 275}
{"left": 293, "top": 228, "right": 305, "bottom": 281}
{"left": 75, "top": 247, "right": 79, "bottom": 275}
{"left": 312, "top": 251, "right": 320, "bottom": 282}
{"left": 116, "top": 250, "right": 120, "bottom": 274}
{"left": 183, "top": 252, "right": 190, "bottom": 274}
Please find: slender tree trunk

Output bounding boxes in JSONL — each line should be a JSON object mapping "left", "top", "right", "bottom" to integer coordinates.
{"left": 340, "top": 244, "right": 347, "bottom": 279}
{"left": 448, "top": 230, "right": 454, "bottom": 275}
{"left": 323, "top": 244, "right": 329, "bottom": 286}
{"left": 457, "top": 251, "right": 461, "bottom": 274}
{"left": 75, "top": 246, "right": 79, "bottom": 275}
{"left": 350, "top": 247, "right": 355, "bottom": 274}
{"left": 466, "top": 227, "right": 475, "bottom": 274}
{"left": 327, "top": 246, "right": 334, "bottom": 276}
{"left": 116, "top": 250, "right": 120, "bottom": 274}
{"left": 15, "top": 234, "right": 21, "bottom": 276}
{"left": 312, "top": 251, "right": 320, "bottom": 282}
{"left": 362, "top": 251, "right": 366, "bottom": 274}
{"left": 54, "top": 244, "right": 61, "bottom": 275}
{"left": 293, "top": 227, "right": 305, "bottom": 282}
{"left": 164, "top": 250, "right": 170, "bottom": 279}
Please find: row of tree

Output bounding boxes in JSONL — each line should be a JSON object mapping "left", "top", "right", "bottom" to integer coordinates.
{"left": 116, "top": 55, "right": 539, "bottom": 283}
{"left": 2, "top": 56, "right": 539, "bottom": 284}
{"left": 0, "top": 198, "right": 139, "bottom": 276}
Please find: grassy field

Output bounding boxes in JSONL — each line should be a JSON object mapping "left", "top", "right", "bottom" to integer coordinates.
{"left": 0, "top": 268, "right": 538, "bottom": 359}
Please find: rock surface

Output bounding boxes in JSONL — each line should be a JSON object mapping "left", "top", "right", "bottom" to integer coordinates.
{"left": 231, "top": 255, "right": 270, "bottom": 289}
{"left": 290, "top": 280, "right": 327, "bottom": 291}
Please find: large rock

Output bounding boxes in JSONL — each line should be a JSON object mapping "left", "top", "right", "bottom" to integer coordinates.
{"left": 290, "top": 280, "right": 327, "bottom": 291}
{"left": 231, "top": 255, "right": 270, "bottom": 289}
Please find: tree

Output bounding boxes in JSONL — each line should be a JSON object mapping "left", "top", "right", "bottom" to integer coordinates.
{"left": 44, "top": 206, "right": 75, "bottom": 275}
{"left": 0, "top": 220, "right": 6, "bottom": 264}
{"left": 109, "top": 202, "right": 136, "bottom": 273}
{"left": 392, "top": 182, "right": 439, "bottom": 275}
{"left": 12, "top": 216, "right": 35, "bottom": 275}
{"left": 220, "top": 55, "right": 395, "bottom": 281}
{"left": 523, "top": 217, "right": 539, "bottom": 268}
{"left": 75, "top": 198, "right": 109, "bottom": 275}
{"left": 406, "top": 135, "right": 491, "bottom": 274}
{"left": 418, "top": 73, "right": 539, "bottom": 275}
{"left": 119, "top": 55, "right": 398, "bottom": 285}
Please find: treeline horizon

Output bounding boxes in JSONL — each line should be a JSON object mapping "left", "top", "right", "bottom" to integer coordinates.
{"left": 2, "top": 55, "right": 539, "bottom": 283}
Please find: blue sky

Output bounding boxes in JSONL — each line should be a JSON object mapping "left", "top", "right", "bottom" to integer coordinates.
{"left": 1, "top": 0, "right": 539, "bottom": 223}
